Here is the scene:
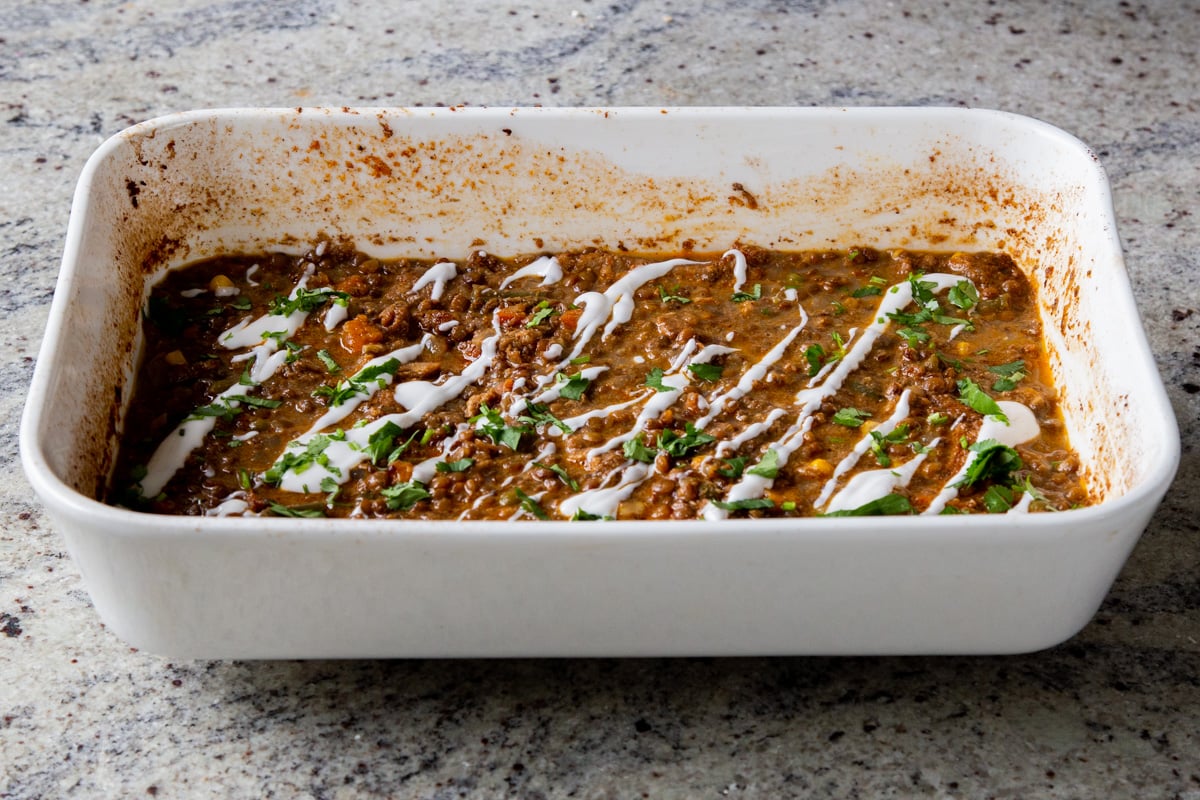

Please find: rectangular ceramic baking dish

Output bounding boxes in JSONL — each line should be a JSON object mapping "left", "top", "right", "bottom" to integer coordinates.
{"left": 20, "top": 107, "right": 1178, "bottom": 658}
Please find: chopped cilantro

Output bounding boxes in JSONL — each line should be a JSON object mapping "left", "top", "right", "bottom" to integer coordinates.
{"left": 317, "top": 349, "right": 341, "bottom": 373}
{"left": 534, "top": 461, "right": 580, "bottom": 491}
{"left": 988, "top": 359, "right": 1028, "bottom": 392}
{"left": 746, "top": 448, "right": 781, "bottom": 479}
{"left": 436, "top": 458, "right": 475, "bottom": 473}
{"left": 623, "top": 434, "right": 658, "bottom": 463}
{"left": 928, "top": 411, "right": 950, "bottom": 425}
{"left": 953, "top": 439, "right": 1023, "bottom": 489}
{"left": 557, "top": 372, "right": 591, "bottom": 401}
{"left": 519, "top": 403, "right": 572, "bottom": 434}
{"left": 657, "top": 423, "right": 716, "bottom": 458}
{"left": 804, "top": 344, "right": 826, "bottom": 377}
{"left": 644, "top": 367, "right": 673, "bottom": 393}
{"left": 225, "top": 394, "right": 281, "bottom": 409}
{"left": 983, "top": 484, "right": 1016, "bottom": 513}
{"left": 823, "top": 494, "right": 913, "bottom": 516}
{"left": 381, "top": 481, "right": 431, "bottom": 511}
{"left": 269, "top": 287, "right": 347, "bottom": 317}
{"left": 718, "top": 456, "right": 748, "bottom": 479}
{"left": 570, "top": 509, "right": 610, "bottom": 521}
{"left": 712, "top": 497, "right": 775, "bottom": 512}
{"left": 897, "top": 327, "right": 931, "bottom": 346}
{"left": 957, "top": 378, "right": 1008, "bottom": 422}
{"left": 658, "top": 286, "right": 691, "bottom": 305}
{"left": 731, "top": 283, "right": 762, "bottom": 303}
{"left": 852, "top": 286, "right": 883, "bottom": 298}
{"left": 514, "top": 488, "right": 549, "bottom": 520}
{"left": 526, "top": 300, "right": 557, "bottom": 328}
{"left": 267, "top": 503, "right": 325, "bottom": 518}
{"left": 688, "top": 363, "right": 723, "bottom": 382}
{"left": 868, "top": 424, "right": 910, "bottom": 467}
{"left": 948, "top": 280, "right": 979, "bottom": 310}
{"left": 832, "top": 407, "right": 871, "bottom": 428}
{"left": 471, "top": 403, "right": 528, "bottom": 450}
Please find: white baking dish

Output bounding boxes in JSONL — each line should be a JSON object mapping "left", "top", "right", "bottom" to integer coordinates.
{"left": 20, "top": 107, "right": 1178, "bottom": 657}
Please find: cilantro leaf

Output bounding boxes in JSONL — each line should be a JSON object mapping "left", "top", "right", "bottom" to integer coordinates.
{"left": 823, "top": 493, "right": 913, "bottom": 516}
{"left": 804, "top": 344, "right": 826, "bottom": 377}
{"left": 514, "top": 488, "right": 549, "bottom": 520}
{"left": 957, "top": 378, "right": 1008, "bottom": 422}
{"left": 436, "top": 458, "right": 475, "bottom": 473}
{"left": 718, "top": 456, "right": 747, "bottom": 479}
{"left": 953, "top": 439, "right": 1023, "bottom": 489}
{"left": 657, "top": 423, "right": 716, "bottom": 457}
{"left": 623, "top": 434, "right": 657, "bottom": 463}
{"left": 557, "top": 372, "right": 591, "bottom": 401}
{"left": 711, "top": 497, "right": 775, "bottom": 512}
{"left": 868, "top": 424, "right": 910, "bottom": 467}
{"left": 658, "top": 286, "right": 691, "bottom": 305}
{"left": 381, "top": 481, "right": 431, "bottom": 511}
{"left": 267, "top": 502, "right": 325, "bottom": 518}
{"left": 731, "top": 283, "right": 762, "bottom": 303}
{"left": 983, "top": 484, "right": 1016, "bottom": 513}
{"left": 470, "top": 403, "right": 529, "bottom": 450}
{"left": 644, "top": 367, "right": 674, "bottom": 392}
{"left": 688, "top": 363, "right": 723, "bottom": 382}
{"left": 832, "top": 407, "right": 871, "bottom": 428}
{"left": 526, "top": 300, "right": 556, "bottom": 328}
{"left": 520, "top": 402, "right": 573, "bottom": 434}
{"left": 570, "top": 508, "right": 611, "bottom": 521}
{"left": 317, "top": 349, "right": 341, "bottom": 373}
{"left": 746, "top": 448, "right": 781, "bottom": 479}
{"left": 948, "top": 280, "right": 979, "bottom": 310}
{"left": 534, "top": 461, "right": 580, "bottom": 491}
{"left": 988, "top": 359, "right": 1028, "bottom": 392}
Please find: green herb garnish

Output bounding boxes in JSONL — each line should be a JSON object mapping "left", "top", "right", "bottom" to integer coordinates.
{"left": 534, "top": 461, "right": 580, "bottom": 491}
{"left": 514, "top": 488, "right": 549, "bottom": 520}
{"left": 731, "top": 283, "right": 762, "bottom": 303}
{"left": 957, "top": 378, "right": 1008, "bottom": 422}
{"left": 746, "top": 448, "right": 781, "bottom": 479}
{"left": 712, "top": 497, "right": 775, "bottom": 512}
{"left": 470, "top": 403, "right": 529, "bottom": 450}
{"left": 953, "top": 439, "right": 1023, "bottom": 489}
{"left": 657, "top": 423, "right": 716, "bottom": 458}
{"left": 317, "top": 349, "right": 341, "bottom": 373}
{"left": 623, "top": 434, "right": 658, "bottom": 463}
{"left": 381, "top": 481, "right": 431, "bottom": 511}
{"left": 658, "top": 286, "right": 691, "bottom": 305}
{"left": 688, "top": 363, "right": 723, "bottom": 382}
{"left": 988, "top": 359, "right": 1027, "bottom": 392}
{"left": 823, "top": 494, "right": 913, "bottom": 516}
{"left": 557, "top": 372, "right": 591, "bottom": 401}
{"left": 436, "top": 458, "right": 475, "bottom": 473}
{"left": 832, "top": 407, "right": 871, "bottom": 428}
{"left": 718, "top": 456, "right": 748, "bottom": 479}
{"left": 644, "top": 367, "right": 674, "bottom": 393}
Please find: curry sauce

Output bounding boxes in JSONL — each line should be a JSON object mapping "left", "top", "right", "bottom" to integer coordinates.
{"left": 110, "top": 243, "right": 1090, "bottom": 519}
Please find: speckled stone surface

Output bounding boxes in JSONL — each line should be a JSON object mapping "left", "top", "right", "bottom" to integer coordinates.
{"left": 2, "top": 1, "right": 1198, "bottom": 797}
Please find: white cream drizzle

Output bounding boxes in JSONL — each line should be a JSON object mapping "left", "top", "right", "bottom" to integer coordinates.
{"left": 498, "top": 256, "right": 563, "bottom": 289}
{"left": 725, "top": 248, "right": 749, "bottom": 292}
{"left": 823, "top": 442, "right": 936, "bottom": 514}
{"left": 558, "top": 463, "right": 651, "bottom": 519}
{"left": 303, "top": 336, "right": 432, "bottom": 436}
{"left": 702, "top": 273, "right": 981, "bottom": 520}
{"left": 922, "top": 401, "right": 1040, "bottom": 515}
{"left": 324, "top": 301, "right": 349, "bottom": 332}
{"left": 814, "top": 389, "right": 913, "bottom": 508}
{"left": 270, "top": 314, "right": 503, "bottom": 493}
{"left": 411, "top": 260, "right": 457, "bottom": 301}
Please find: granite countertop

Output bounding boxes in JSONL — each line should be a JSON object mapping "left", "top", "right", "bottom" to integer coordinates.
{"left": 2, "top": 1, "right": 1197, "bottom": 797}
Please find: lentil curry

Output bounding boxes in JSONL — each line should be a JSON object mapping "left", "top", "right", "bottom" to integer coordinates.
{"left": 111, "top": 243, "right": 1090, "bottom": 520}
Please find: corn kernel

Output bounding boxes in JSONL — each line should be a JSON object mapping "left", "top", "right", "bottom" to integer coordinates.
{"left": 164, "top": 350, "right": 187, "bottom": 366}
{"left": 954, "top": 340, "right": 972, "bottom": 356}
{"left": 209, "top": 274, "right": 235, "bottom": 291}
{"left": 806, "top": 458, "right": 833, "bottom": 478}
